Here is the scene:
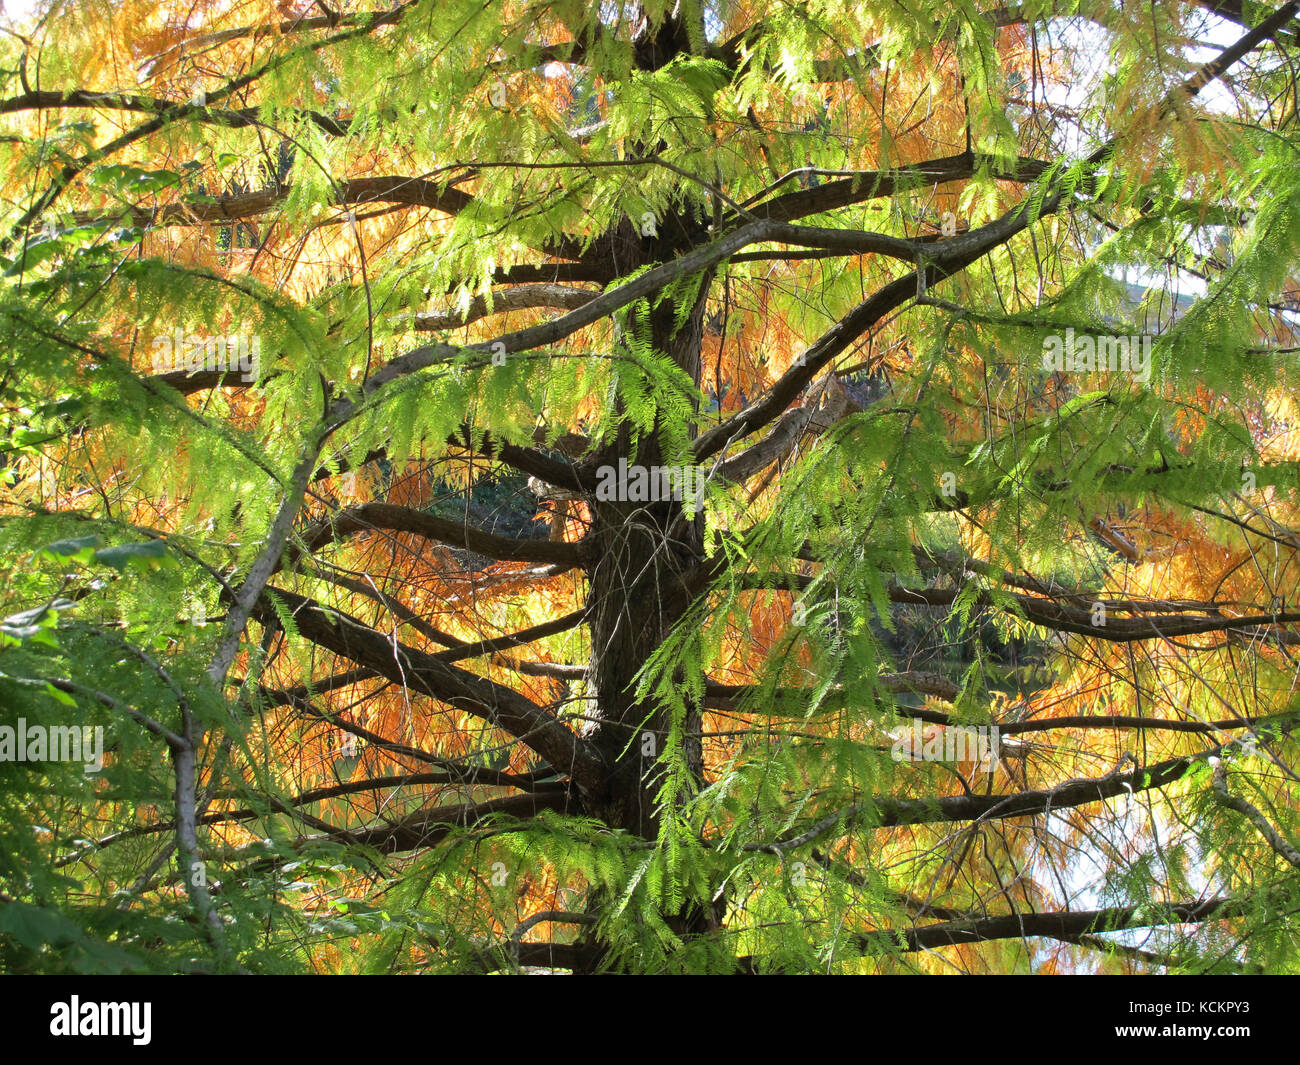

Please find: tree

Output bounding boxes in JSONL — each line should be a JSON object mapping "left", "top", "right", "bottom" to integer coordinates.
{"left": 1, "top": 0, "right": 1299, "bottom": 974}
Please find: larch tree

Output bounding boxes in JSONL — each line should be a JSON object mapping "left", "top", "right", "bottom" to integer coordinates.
{"left": 1, "top": 0, "right": 1299, "bottom": 975}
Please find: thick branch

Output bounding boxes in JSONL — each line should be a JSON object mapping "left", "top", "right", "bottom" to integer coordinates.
{"left": 251, "top": 586, "right": 605, "bottom": 786}
{"left": 0, "top": 89, "right": 350, "bottom": 136}
{"left": 874, "top": 750, "right": 1201, "bottom": 827}
{"left": 860, "top": 896, "right": 1244, "bottom": 955}
{"left": 290, "top": 501, "right": 584, "bottom": 567}
{"left": 247, "top": 790, "right": 572, "bottom": 858}
{"left": 72, "top": 175, "right": 474, "bottom": 230}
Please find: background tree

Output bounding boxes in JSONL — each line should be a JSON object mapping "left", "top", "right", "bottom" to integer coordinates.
{"left": 2, "top": 0, "right": 1300, "bottom": 973}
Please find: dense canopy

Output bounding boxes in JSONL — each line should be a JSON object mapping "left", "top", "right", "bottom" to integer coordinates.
{"left": 2, "top": 0, "right": 1300, "bottom": 975}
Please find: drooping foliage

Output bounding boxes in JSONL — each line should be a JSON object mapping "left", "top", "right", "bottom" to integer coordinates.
{"left": 2, "top": 0, "right": 1299, "bottom": 973}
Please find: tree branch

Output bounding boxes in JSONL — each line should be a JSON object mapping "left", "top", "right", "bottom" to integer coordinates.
{"left": 251, "top": 586, "right": 605, "bottom": 786}
{"left": 290, "top": 501, "right": 585, "bottom": 567}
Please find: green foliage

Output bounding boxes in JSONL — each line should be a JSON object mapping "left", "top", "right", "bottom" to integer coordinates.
{"left": 1, "top": 0, "right": 1298, "bottom": 976}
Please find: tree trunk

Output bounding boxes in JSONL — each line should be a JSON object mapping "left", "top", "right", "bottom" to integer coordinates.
{"left": 574, "top": 241, "right": 718, "bottom": 969}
